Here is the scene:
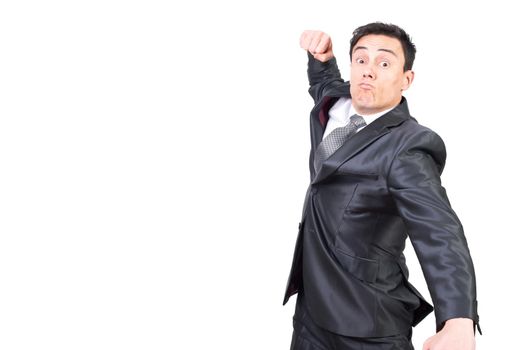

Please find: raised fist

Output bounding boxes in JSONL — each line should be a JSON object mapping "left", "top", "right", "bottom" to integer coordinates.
{"left": 299, "top": 30, "right": 334, "bottom": 62}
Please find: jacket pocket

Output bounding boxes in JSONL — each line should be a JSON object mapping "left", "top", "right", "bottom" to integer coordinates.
{"left": 334, "top": 169, "right": 379, "bottom": 180}
{"left": 334, "top": 247, "right": 379, "bottom": 283}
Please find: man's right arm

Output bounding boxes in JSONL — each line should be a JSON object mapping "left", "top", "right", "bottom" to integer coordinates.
{"left": 300, "top": 30, "right": 343, "bottom": 103}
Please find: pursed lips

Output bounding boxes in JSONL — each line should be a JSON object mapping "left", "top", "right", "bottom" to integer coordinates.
{"left": 358, "top": 83, "right": 374, "bottom": 90}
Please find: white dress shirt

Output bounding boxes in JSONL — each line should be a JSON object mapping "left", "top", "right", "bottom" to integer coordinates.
{"left": 322, "top": 97, "right": 395, "bottom": 140}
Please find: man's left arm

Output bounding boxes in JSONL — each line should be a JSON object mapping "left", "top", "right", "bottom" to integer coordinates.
{"left": 387, "top": 129, "right": 480, "bottom": 349}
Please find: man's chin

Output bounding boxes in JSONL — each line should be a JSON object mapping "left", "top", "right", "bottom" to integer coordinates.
{"left": 353, "top": 102, "right": 378, "bottom": 115}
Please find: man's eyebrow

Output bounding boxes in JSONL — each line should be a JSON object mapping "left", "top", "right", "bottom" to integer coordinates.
{"left": 353, "top": 46, "right": 398, "bottom": 57}
{"left": 378, "top": 48, "right": 397, "bottom": 57}
{"left": 353, "top": 46, "right": 368, "bottom": 53}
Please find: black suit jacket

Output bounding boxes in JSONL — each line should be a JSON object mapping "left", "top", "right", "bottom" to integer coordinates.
{"left": 283, "top": 54, "right": 481, "bottom": 337}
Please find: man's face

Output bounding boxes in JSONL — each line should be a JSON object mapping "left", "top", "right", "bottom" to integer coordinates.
{"left": 349, "top": 34, "right": 414, "bottom": 115}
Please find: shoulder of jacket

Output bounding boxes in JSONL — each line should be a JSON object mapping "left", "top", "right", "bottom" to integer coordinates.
{"left": 395, "top": 118, "right": 443, "bottom": 141}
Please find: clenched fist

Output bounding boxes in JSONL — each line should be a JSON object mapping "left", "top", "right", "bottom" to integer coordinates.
{"left": 299, "top": 30, "right": 334, "bottom": 62}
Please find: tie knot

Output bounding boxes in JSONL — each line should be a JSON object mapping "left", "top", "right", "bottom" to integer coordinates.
{"left": 349, "top": 114, "right": 366, "bottom": 128}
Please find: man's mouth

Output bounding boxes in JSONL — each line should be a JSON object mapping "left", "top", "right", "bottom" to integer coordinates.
{"left": 359, "top": 83, "right": 374, "bottom": 90}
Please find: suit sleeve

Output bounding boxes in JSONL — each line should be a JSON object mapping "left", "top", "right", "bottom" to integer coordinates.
{"left": 386, "top": 129, "right": 481, "bottom": 334}
{"left": 306, "top": 52, "right": 344, "bottom": 103}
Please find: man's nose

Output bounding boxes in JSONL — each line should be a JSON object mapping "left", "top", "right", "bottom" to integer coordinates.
{"left": 362, "top": 66, "right": 375, "bottom": 79}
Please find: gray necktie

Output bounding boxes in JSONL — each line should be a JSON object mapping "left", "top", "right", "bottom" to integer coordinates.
{"left": 314, "top": 114, "right": 367, "bottom": 173}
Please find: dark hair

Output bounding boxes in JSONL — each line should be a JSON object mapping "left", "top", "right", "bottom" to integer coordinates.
{"left": 349, "top": 22, "right": 416, "bottom": 71}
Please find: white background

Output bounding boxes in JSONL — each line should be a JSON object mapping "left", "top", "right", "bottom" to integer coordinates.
{"left": 0, "top": 1, "right": 522, "bottom": 349}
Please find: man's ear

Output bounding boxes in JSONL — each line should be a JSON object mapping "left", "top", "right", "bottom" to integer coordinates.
{"left": 401, "top": 70, "right": 415, "bottom": 91}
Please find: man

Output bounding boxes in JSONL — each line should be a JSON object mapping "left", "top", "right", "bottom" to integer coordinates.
{"left": 283, "top": 23, "right": 481, "bottom": 350}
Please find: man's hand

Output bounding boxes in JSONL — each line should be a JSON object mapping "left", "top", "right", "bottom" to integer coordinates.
{"left": 423, "top": 318, "right": 475, "bottom": 350}
{"left": 299, "top": 30, "right": 334, "bottom": 62}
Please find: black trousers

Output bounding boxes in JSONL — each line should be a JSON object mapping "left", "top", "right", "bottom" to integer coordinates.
{"left": 290, "top": 292, "right": 414, "bottom": 350}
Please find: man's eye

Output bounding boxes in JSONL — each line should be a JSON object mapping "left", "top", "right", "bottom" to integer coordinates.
{"left": 380, "top": 61, "right": 389, "bottom": 68}
{"left": 356, "top": 58, "right": 365, "bottom": 64}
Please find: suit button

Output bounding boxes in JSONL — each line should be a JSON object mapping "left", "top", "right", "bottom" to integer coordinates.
{"left": 311, "top": 187, "right": 318, "bottom": 194}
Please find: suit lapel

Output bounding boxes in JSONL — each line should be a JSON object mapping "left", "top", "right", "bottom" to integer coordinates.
{"left": 310, "top": 98, "right": 332, "bottom": 152}
{"left": 311, "top": 97, "right": 411, "bottom": 184}
{"left": 310, "top": 83, "right": 353, "bottom": 153}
